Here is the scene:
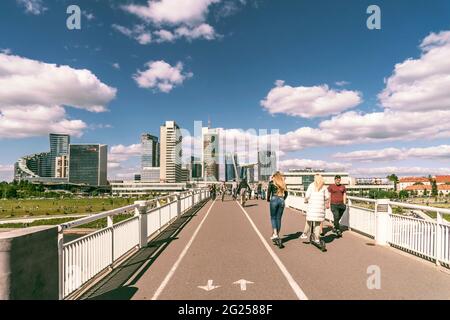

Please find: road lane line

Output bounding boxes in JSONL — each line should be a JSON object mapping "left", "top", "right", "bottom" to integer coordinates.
{"left": 151, "top": 200, "right": 216, "bottom": 300}
{"left": 237, "top": 201, "right": 309, "bottom": 300}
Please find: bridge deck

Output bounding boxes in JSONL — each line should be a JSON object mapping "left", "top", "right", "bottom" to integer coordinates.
{"left": 81, "top": 197, "right": 450, "bottom": 300}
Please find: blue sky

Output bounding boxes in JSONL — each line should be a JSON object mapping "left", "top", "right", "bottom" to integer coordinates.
{"left": 1, "top": 0, "right": 450, "bottom": 180}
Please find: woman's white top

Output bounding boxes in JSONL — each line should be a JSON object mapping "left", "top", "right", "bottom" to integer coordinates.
{"left": 305, "top": 184, "right": 330, "bottom": 222}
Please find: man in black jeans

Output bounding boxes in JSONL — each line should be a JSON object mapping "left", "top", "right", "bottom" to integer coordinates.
{"left": 327, "top": 175, "right": 347, "bottom": 238}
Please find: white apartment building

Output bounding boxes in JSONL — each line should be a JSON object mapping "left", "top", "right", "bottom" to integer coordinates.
{"left": 160, "top": 121, "right": 183, "bottom": 183}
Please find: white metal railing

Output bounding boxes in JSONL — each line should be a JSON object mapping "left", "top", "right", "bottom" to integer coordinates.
{"left": 286, "top": 191, "right": 377, "bottom": 237}
{"left": 286, "top": 190, "right": 450, "bottom": 267}
{"left": 58, "top": 188, "right": 210, "bottom": 299}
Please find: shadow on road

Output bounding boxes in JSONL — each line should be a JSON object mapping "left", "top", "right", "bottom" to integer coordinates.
{"left": 281, "top": 232, "right": 301, "bottom": 244}
{"left": 80, "top": 200, "right": 210, "bottom": 300}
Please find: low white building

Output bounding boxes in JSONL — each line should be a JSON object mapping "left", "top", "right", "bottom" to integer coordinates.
{"left": 110, "top": 181, "right": 187, "bottom": 197}
{"left": 282, "top": 170, "right": 350, "bottom": 191}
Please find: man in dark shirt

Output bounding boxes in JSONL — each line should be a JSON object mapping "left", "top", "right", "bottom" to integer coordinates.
{"left": 327, "top": 175, "right": 347, "bottom": 237}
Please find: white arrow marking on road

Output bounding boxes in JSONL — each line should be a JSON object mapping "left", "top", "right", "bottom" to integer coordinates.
{"left": 233, "top": 279, "right": 254, "bottom": 291}
{"left": 198, "top": 280, "right": 220, "bottom": 291}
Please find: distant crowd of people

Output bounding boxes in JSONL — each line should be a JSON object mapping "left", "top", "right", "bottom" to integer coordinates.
{"left": 207, "top": 173, "right": 347, "bottom": 251}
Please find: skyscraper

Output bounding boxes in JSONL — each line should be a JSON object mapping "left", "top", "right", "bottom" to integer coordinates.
{"left": 49, "top": 134, "right": 70, "bottom": 177}
{"left": 141, "top": 133, "right": 160, "bottom": 182}
{"left": 160, "top": 121, "right": 183, "bottom": 183}
{"left": 258, "top": 150, "right": 277, "bottom": 181}
{"left": 225, "top": 153, "right": 239, "bottom": 182}
{"left": 189, "top": 156, "right": 202, "bottom": 180}
{"left": 68, "top": 144, "right": 107, "bottom": 186}
{"left": 202, "top": 127, "right": 220, "bottom": 182}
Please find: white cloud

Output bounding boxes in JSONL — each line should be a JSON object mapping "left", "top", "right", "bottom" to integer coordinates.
{"left": 261, "top": 80, "right": 362, "bottom": 118}
{"left": 136, "top": 32, "right": 152, "bottom": 44}
{"left": 379, "top": 30, "right": 450, "bottom": 112}
{"left": 122, "top": 0, "right": 219, "bottom": 26}
{"left": 0, "top": 48, "right": 12, "bottom": 55}
{"left": 0, "top": 105, "right": 87, "bottom": 139}
{"left": 0, "top": 164, "right": 14, "bottom": 182}
{"left": 0, "top": 53, "right": 116, "bottom": 139}
{"left": 262, "top": 30, "right": 450, "bottom": 153}
{"left": 112, "top": 63, "right": 120, "bottom": 70}
{"left": 0, "top": 53, "right": 117, "bottom": 113}
{"left": 335, "top": 81, "right": 350, "bottom": 86}
{"left": 119, "top": 0, "right": 221, "bottom": 44}
{"left": 133, "top": 60, "right": 193, "bottom": 93}
{"left": 278, "top": 109, "right": 450, "bottom": 152}
{"left": 173, "top": 23, "right": 216, "bottom": 41}
{"left": 333, "top": 145, "right": 450, "bottom": 162}
{"left": 108, "top": 144, "right": 142, "bottom": 180}
{"left": 279, "top": 159, "right": 349, "bottom": 172}
{"left": 349, "top": 166, "right": 450, "bottom": 178}
{"left": 109, "top": 143, "right": 142, "bottom": 163}
{"left": 112, "top": 24, "right": 153, "bottom": 45}
{"left": 83, "top": 11, "right": 95, "bottom": 21}
{"left": 154, "top": 29, "right": 176, "bottom": 42}
{"left": 108, "top": 165, "right": 140, "bottom": 180}
{"left": 16, "top": 0, "right": 46, "bottom": 15}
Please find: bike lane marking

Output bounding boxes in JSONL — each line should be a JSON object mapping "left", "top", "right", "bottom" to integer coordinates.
{"left": 151, "top": 200, "right": 216, "bottom": 300}
{"left": 236, "top": 201, "right": 309, "bottom": 300}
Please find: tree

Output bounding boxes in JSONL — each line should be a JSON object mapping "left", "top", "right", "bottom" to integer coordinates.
{"left": 387, "top": 174, "right": 399, "bottom": 191}
{"left": 399, "top": 190, "right": 409, "bottom": 199}
{"left": 429, "top": 175, "right": 438, "bottom": 197}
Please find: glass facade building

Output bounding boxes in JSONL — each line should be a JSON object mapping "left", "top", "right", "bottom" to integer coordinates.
{"left": 69, "top": 144, "right": 108, "bottom": 186}
{"left": 50, "top": 134, "right": 70, "bottom": 177}
{"left": 202, "top": 127, "right": 220, "bottom": 182}
{"left": 225, "top": 153, "right": 239, "bottom": 182}
{"left": 258, "top": 150, "right": 277, "bottom": 182}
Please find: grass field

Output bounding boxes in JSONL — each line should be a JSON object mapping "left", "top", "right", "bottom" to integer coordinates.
{"left": 0, "top": 213, "right": 134, "bottom": 229}
{"left": 0, "top": 198, "right": 137, "bottom": 219}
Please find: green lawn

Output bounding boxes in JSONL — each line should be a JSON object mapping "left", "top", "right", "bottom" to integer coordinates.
{"left": 0, "top": 213, "right": 134, "bottom": 229}
{"left": 0, "top": 198, "right": 137, "bottom": 219}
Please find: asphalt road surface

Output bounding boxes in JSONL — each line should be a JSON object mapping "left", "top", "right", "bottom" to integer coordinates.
{"left": 82, "top": 197, "right": 450, "bottom": 300}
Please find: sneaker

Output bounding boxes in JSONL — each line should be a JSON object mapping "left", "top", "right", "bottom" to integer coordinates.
{"left": 300, "top": 234, "right": 308, "bottom": 240}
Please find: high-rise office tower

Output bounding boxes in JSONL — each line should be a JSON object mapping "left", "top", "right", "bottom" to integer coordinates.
{"left": 49, "top": 133, "right": 70, "bottom": 177}
{"left": 202, "top": 127, "right": 220, "bottom": 182}
{"left": 189, "top": 156, "right": 202, "bottom": 180}
{"left": 258, "top": 150, "right": 277, "bottom": 181}
{"left": 160, "top": 121, "right": 182, "bottom": 183}
{"left": 68, "top": 144, "right": 107, "bottom": 186}
{"left": 225, "top": 153, "right": 240, "bottom": 182}
{"left": 141, "top": 133, "right": 160, "bottom": 182}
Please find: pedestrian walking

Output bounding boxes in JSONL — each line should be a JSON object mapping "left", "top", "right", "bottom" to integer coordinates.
{"left": 221, "top": 182, "right": 226, "bottom": 202}
{"left": 238, "top": 178, "right": 250, "bottom": 206}
{"left": 300, "top": 174, "right": 329, "bottom": 249}
{"left": 328, "top": 175, "right": 347, "bottom": 238}
{"left": 267, "top": 172, "right": 288, "bottom": 249}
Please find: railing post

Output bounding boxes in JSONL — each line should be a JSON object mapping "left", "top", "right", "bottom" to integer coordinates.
{"left": 346, "top": 198, "right": 353, "bottom": 231}
{"left": 436, "top": 211, "right": 443, "bottom": 266}
{"left": 375, "top": 199, "right": 391, "bottom": 246}
{"left": 134, "top": 201, "right": 148, "bottom": 248}
{"left": 176, "top": 194, "right": 181, "bottom": 217}
{"left": 58, "top": 227, "right": 64, "bottom": 300}
{"left": 107, "top": 215, "right": 114, "bottom": 264}
{"left": 156, "top": 198, "right": 162, "bottom": 233}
